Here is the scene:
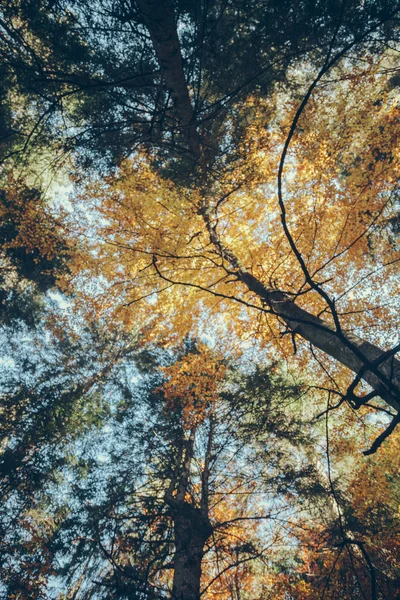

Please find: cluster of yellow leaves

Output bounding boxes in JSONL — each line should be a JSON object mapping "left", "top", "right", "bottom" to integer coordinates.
{"left": 65, "top": 51, "right": 400, "bottom": 398}
{"left": 350, "top": 429, "right": 400, "bottom": 574}
{"left": 203, "top": 492, "right": 264, "bottom": 599}
{"left": 0, "top": 181, "right": 68, "bottom": 263}
{"left": 275, "top": 429, "right": 400, "bottom": 599}
{"left": 160, "top": 345, "right": 226, "bottom": 427}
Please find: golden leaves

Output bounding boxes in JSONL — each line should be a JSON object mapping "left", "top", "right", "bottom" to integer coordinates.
{"left": 0, "top": 182, "right": 69, "bottom": 264}
{"left": 160, "top": 345, "right": 226, "bottom": 427}
{"left": 62, "top": 49, "right": 400, "bottom": 398}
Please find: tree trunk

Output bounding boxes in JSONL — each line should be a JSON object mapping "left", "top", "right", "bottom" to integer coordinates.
{"left": 165, "top": 423, "right": 213, "bottom": 599}
{"left": 203, "top": 204, "right": 400, "bottom": 412}
{"left": 238, "top": 271, "right": 400, "bottom": 412}
{"left": 136, "top": 0, "right": 201, "bottom": 159}
{"left": 172, "top": 506, "right": 213, "bottom": 600}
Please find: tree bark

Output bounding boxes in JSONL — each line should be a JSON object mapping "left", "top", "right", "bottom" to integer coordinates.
{"left": 136, "top": 0, "right": 201, "bottom": 159}
{"left": 238, "top": 271, "right": 400, "bottom": 412}
{"left": 171, "top": 504, "right": 213, "bottom": 600}
{"left": 165, "top": 427, "right": 213, "bottom": 600}
{"left": 202, "top": 203, "right": 400, "bottom": 412}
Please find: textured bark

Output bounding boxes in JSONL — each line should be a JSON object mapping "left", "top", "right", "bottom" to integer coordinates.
{"left": 238, "top": 271, "right": 400, "bottom": 412}
{"left": 165, "top": 428, "right": 213, "bottom": 600}
{"left": 171, "top": 505, "right": 213, "bottom": 600}
{"left": 136, "top": 0, "right": 201, "bottom": 159}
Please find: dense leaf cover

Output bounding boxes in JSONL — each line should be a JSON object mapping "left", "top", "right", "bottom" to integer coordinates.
{"left": 1, "top": 0, "right": 400, "bottom": 598}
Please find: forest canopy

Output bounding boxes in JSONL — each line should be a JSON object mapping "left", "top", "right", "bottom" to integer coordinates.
{"left": 1, "top": 0, "right": 400, "bottom": 598}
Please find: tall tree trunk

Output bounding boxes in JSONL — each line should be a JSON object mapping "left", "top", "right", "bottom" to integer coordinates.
{"left": 238, "top": 271, "right": 400, "bottom": 412}
{"left": 165, "top": 423, "right": 214, "bottom": 600}
{"left": 136, "top": 0, "right": 201, "bottom": 159}
{"left": 171, "top": 506, "right": 213, "bottom": 600}
{"left": 166, "top": 430, "right": 214, "bottom": 600}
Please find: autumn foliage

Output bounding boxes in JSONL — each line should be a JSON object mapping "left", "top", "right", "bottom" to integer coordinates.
{"left": 1, "top": 1, "right": 400, "bottom": 599}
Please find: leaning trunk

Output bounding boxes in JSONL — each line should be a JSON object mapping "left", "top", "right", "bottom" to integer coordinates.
{"left": 238, "top": 271, "right": 400, "bottom": 412}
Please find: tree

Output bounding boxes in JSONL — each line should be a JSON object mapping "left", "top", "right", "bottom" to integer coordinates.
{"left": 3, "top": 339, "right": 398, "bottom": 598}
{"left": 55, "top": 1, "right": 400, "bottom": 454}
{"left": 1, "top": 0, "right": 399, "bottom": 169}
{"left": 0, "top": 300, "right": 140, "bottom": 598}
{"left": 2, "top": 1, "right": 400, "bottom": 426}
{"left": 4, "top": 340, "right": 396, "bottom": 599}
{"left": 0, "top": 178, "right": 71, "bottom": 325}
{"left": 2, "top": 343, "right": 330, "bottom": 600}
{"left": 2, "top": 1, "right": 400, "bottom": 596}
{"left": 277, "top": 428, "right": 400, "bottom": 599}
